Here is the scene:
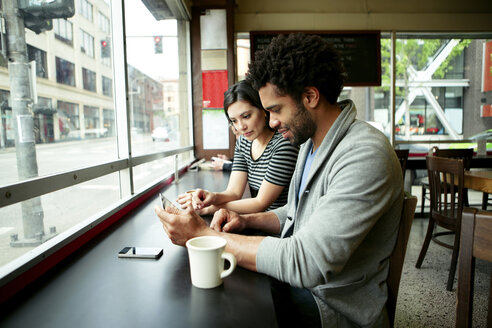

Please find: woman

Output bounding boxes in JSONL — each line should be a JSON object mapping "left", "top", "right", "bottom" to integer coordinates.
{"left": 177, "top": 80, "right": 299, "bottom": 214}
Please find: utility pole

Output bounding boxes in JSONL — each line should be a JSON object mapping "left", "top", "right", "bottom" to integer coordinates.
{"left": 2, "top": 0, "right": 47, "bottom": 246}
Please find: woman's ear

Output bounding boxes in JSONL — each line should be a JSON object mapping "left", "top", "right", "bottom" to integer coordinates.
{"left": 303, "top": 86, "right": 320, "bottom": 109}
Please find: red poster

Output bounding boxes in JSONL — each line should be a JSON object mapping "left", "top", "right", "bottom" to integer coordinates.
{"left": 481, "top": 104, "right": 492, "bottom": 117}
{"left": 483, "top": 41, "right": 492, "bottom": 92}
{"left": 202, "top": 70, "right": 228, "bottom": 109}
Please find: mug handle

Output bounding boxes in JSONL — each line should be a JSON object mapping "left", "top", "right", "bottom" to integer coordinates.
{"left": 220, "top": 251, "right": 237, "bottom": 279}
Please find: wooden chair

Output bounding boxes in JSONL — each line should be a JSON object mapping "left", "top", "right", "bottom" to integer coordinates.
{"left": 456, "top": 208, "right": 492, "bottom": 327}
{"left": 387, "top": 192, "right": 417, "bottom": 327}
{"left": 418, "top": 147, "right": 473, "bottom": 216}
{"left": 415, "top": 156, "right": 465, "bottom": 291}
{"left": 394, "top": 149, "right": 409, "bottom": 181}
{"left": 482, "top": 193, "right": 491, "bottom": 210}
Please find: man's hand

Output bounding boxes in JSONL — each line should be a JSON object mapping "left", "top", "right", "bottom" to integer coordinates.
{"left": 210, "top": 208, "right": 247, "bottom": 233}
{"left": 155, "top": 205, "right": 213, "bottom": 246}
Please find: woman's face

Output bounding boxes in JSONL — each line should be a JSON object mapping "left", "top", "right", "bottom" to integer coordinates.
{"left": 227, "top": 100, "right": 267, "bottom": 141}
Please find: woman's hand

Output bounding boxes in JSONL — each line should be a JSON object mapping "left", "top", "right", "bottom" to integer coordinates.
{"left": 209, "top": 159, "right": 225, "bottom": 171}
{"left": 176, "top": 188, "right": 216, "bottom": 210}
{"left": 195, "top": 204, "right": 219, "bottom": 216}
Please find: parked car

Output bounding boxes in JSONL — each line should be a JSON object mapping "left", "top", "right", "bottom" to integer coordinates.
{"left": 151, "top": 127, "right": 170, "bottom": 142}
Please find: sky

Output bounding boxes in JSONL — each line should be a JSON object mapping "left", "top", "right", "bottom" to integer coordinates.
{"left": 124, "top": 1, "right": 179, "bottom": 81}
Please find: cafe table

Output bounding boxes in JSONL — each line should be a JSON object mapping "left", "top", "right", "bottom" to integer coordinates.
{"left": 464, "top": 170, "right": 492, "bottom": 194}
{"left": 0, "top": 170, "right": 278, "bottom": 328}
{"left": 406, "top": 154, "right": 492, "bottom": 170}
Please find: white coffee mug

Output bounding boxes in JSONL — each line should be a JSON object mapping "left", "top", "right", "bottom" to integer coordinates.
{"left": 186, "top": 236, "right": 237, "bottom": 289}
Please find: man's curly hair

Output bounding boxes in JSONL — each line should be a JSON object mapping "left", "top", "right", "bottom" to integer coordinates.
{"left": 246, "top": 33, "right": 346, "bottom": 105}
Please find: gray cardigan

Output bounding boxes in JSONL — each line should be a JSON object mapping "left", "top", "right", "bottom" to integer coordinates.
{"left": 257, "top": 100, "right": 404, "bottom": 327}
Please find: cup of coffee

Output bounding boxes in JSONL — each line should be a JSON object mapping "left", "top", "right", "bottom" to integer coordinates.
{"left": 186, "top": 236, "right": 236, "bottom": 289}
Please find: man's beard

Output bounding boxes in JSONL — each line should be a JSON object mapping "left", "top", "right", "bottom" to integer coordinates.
{"left": 286, "top": 102, "right": 317, "bottom": 147}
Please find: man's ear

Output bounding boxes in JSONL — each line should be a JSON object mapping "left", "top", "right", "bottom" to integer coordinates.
{"left": 302, "top": 86, "right": 320, "bottom": 109}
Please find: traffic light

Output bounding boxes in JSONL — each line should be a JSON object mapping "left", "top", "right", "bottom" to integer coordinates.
{"left": 23, "top": 12, "right": 53, "bottom": 34}
{"left": 101, "top": 39, "right": 110, "bottom": 58}
{"left": 18, "top": 0, "right": 75, "bottom": 19}
{"left": 154, "top": 36, "right": 163, "bottom": 54}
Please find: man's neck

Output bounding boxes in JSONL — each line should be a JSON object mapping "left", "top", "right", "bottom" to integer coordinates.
{"left": 311, "top": 102, "right": 342, "bottom": 152}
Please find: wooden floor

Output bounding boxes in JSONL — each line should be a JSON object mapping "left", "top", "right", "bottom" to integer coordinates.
{"left": 395, "top": 214, "right": 491, "bottom": 327}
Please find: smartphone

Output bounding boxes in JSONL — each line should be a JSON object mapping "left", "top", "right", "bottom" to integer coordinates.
{"left": 118, "top": 247, "right": 163, "bottom": 259}
{"left": 159, "top": 193, "right": 181, "bottom": 210}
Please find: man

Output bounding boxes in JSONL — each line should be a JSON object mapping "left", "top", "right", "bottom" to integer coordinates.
{"left": 155, "top": 33, "right": 403, "bottom": 327}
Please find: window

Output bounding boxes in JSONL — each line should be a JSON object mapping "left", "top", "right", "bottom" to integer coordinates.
{"left": 80, "top": 29, "right": 95, "bottom": 57}
{"left": 56, "top": 57, "right": 75, "bottom": 86}
{"left": 82, "top": 67, "right": 97, "bottom": 92}
{"left": 54, "top": 19, "right": 73, "bottom": 45}
{"left": 79, "top": 0, "right": 93, "bottom": 22}
{"left": 103, "top": 108, "right": 115, "bottom": 136}
{"left": 99, "top": 11, "right": 110, "bottom": 34}
{"left": 0, "top": 1, "right": 192, "bottom": 291}
{"left": 27, "top": 45, "right": 48, "bottom": 78}
{"left": 102, "top": 76, "right": 112, "bottom": 97}
{"left": 57, "top": 100, "right": 80, "bottom": 139}
{"left": 370, "top": 37, "right": 471, "bottom": 140}
{"left": 84, "top": 105, "right": 99, "bottom": 130}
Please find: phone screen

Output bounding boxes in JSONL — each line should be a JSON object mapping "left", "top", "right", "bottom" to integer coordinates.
{"left": 159, "top": 193, "right": 180, "bottom": 210}
{"left": 118, "top": 247, "right": 163, "bottom": 259}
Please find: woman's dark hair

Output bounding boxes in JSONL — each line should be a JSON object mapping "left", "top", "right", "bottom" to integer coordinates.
{"left": 246, "top": 33, "right": 346, "bottom": 105}
{"left": 223, "top": 80, "right": 273, "bottom": 131}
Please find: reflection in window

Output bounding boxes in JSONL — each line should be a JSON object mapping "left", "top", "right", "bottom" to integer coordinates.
{"left": 82, "top": 67, "right": 97, "bottom": 92}
{"left": 54, "top": 19, "right": 73, "bottom": 45}
{"left": 80, "top": 29, "right": 95, "bottom": 57}
{"left": 27, "top": 45, "right": 48, "bottom": 78}
{"left": 56, "top": 57, "right": 75, "bottom": 86}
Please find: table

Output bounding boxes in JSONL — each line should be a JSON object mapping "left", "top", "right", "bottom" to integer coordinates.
{"left": 0, "top": 170, "right": 278, "bottom": 328}
{"left": 406, "top": 155, "right": 492, "bottom": 170}
{"left": 465, "top": 170, "right": 492, "bottom": 194}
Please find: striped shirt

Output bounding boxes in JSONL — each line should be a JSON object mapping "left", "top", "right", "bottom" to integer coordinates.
{"left": 232, "top": 132, "right": 299, "bottom": 210}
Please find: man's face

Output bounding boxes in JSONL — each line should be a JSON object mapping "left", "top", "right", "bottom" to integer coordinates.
{"left": 259, "top": 83, "right": 316, "bottom": 147}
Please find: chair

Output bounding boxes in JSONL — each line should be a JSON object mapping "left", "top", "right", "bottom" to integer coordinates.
{"left": 482, "top": 193, "right": 491, "bottom": 210}
{"left": 455, "top": 208, "right": 492, "bottom": 327}
{"left": 415, "top": 156, "right": 465, "bottom": 291}
{"left": 394, "top": 149, "right": 409, "bottom": 181}
{"left": 387, "top": 192, "right": 417, "bottom": 327}
{"left": 419, "top": 147, "right": 473, "bottom": 216}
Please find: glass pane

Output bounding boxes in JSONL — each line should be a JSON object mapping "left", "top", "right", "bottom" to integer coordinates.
{"left": 124, "top": 2, "right": 191, "bottom": 157}
{"left": 0, "top": 5, "right": 117, "bottom": 186}
{"left": 344, "top": 36, "right": 491, "bottom": 155}
{"left": 132, "top": 150, "right": 194, "bottom": 191}
{"left": 0, "top": 173, "right": 120, "bottom": 267}
{"left": 0, "top": 1, "right": 119, "bottom": 267}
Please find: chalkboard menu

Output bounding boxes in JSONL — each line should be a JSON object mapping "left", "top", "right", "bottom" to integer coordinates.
{"left": 250, "top": 31, "right": 381, "bottom": 86}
